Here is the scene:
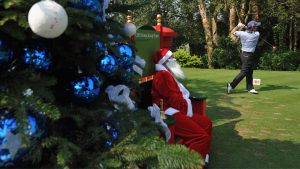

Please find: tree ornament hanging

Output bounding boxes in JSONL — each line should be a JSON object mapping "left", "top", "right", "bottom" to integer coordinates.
{"left": 71, "top": 0, "right": 110, "bottom": 22}
{"left": 0, "top": 109, "right": 45, "bottom": 167}
{"left": 101, "top": 121, "right": 119, "bottom": 147}
{"left": 98, "top": 54, "right": 118, "bottom": 77}
{"left": 105, "top": 85, "right": 136, "bottom": 111}
{"left": 115, "top": 44, "right": 135, "bottom": 69}
{"left": 22, "top": 47, "right": 52, "bottom": 70}
{"left": 70, "top": 75, "right": 103, "bottom": 102}
{"left": 123, "top": 23, "right": 136, "bottom": 37}
{"left": 28, "top": 0, "right": 68, "bottom": 38}
{"left": 123, "top": 10, "right": 136, "bottom": 37}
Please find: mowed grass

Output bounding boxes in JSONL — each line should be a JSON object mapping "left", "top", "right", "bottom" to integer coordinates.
{"left": 183, "top": 68, "right": 300, "bottom": 169}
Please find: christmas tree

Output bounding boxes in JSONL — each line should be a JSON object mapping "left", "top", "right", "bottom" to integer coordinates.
{"left": 0, "top": 0, "right": 203, "bottom": 168}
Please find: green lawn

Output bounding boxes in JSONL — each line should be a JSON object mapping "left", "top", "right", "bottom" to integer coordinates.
{"left": 183, "top": 68, "right": 300, "bottom": 169}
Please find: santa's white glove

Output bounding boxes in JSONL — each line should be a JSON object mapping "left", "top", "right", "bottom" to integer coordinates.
{"left": 237, "top": 22, "right": 245, "bottom": 28}
{"left": 148, "top": 104, "right": 171, "bottom": 142}
{"left": 148, "top": 104, "right": 161, "bottom": 123}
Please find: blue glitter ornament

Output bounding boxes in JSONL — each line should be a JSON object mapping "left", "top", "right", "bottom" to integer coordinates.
{"left": 71, "top": 0, "right": 107, "bottom": 22}
{"left": 115, "top": 44, "right": 135, "bottom": 68}
{"left": 0, "top": 40, "right": 13, "bottom": 68}
{"left": 98, "top": 54, "right": 118, "bottom": 77}
{"left": 0, "top": 109, "right": 45, "bottom": 167}
{"left": 110, "top": 128, "right": 119, "bottom": 141}
{"left": 71, "top": 75, "right": 103, "bottom": 102}
{"left": 22, "top": 47, "right": 51, "bottom": 70}
{"left": 120, "top": 68, "right": 134, "bottom": 84}
{"left": 102, "top": 121, "right": 119, "bottom": 147}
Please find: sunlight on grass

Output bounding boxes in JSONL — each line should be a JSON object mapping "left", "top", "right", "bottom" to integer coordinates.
{"left": 184, "top": 68, "right": 300, "bottom": 168}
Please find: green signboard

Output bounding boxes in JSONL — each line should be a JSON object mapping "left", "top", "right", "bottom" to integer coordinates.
{"left": 135, "top": 26, "right": 160, "bottom": 76}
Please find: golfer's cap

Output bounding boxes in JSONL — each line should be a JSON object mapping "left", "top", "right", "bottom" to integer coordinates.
{"left": 247, "top": 20, "right": 261, "bottom": 27}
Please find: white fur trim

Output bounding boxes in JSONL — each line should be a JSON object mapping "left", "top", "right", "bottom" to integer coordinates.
{"left": 205, "top": 154, "right": 209, "bottom": 163}
{"left": 158, "top": 50, "right": 173, "bottom": 64}
{"left": 165, "top": 107, "right": 179, "bottom": 116}
{"left": 185, "top": 98, "right": 193, "bottom": 117}
{"left": 155, "top": 65, "right": 193, "bottom": 117}
{"left": 155, "top": 64, "right": 168, "bottom": 71}
{"left": 178, "top": 82, "right": 193, "bottom": 117}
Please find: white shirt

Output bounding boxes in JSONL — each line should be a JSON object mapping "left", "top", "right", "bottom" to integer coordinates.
{"left": 234, "top": 30, "right": 260, "bottom": 53}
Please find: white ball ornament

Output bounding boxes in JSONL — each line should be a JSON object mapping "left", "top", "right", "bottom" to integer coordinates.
{"left": 28, "top": 0, "right": 68, "bottom": 38}
{"left": 123, "top": 23, "right": 137, "bottom": 37}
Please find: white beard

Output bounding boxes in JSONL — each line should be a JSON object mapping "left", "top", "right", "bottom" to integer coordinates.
{"left": 165, "top": 59, "right": 185, "bottom": 80}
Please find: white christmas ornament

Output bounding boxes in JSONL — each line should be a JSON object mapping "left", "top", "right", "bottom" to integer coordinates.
{"left": 28, "top": 0, "right": 68, "bottom": 38}
{"left": 105, "top": 85, "right": 136, "bottom": 111}
{"left": 123, "top": 23, "right": 137, "bottom": 37}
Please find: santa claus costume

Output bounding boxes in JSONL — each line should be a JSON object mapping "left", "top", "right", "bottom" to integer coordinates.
{"left": 151, "top": 48, "right": 212, "bottom": 159}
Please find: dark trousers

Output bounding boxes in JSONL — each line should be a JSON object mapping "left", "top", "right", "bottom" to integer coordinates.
{"left": 230, "top": 51, "right": 255, "bottom": 91}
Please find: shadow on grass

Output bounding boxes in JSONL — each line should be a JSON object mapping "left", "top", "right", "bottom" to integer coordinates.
{"left": 211, "top": 120, "right": 300, "bottom": 168}
{"left": 183, "top": 79, "right": 242, "bottom": 119}
{"left": 184, "top": 78, "right": 300, "bottom": 168}
{"left": 259, "top": 84, "right": 298, "bottom": 91}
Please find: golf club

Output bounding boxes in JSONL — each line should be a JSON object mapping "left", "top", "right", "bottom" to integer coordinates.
{"left": 260, "top": 37, "right": 276, "bottom": 49}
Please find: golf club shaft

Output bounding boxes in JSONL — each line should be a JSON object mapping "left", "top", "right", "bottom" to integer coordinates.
{"left": 260, "top": 37, "right": 274, "bottom": 47}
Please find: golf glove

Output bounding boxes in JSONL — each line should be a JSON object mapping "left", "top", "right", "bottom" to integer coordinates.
{"left": 237, "top": 22, "right": 245, "bottom": 28}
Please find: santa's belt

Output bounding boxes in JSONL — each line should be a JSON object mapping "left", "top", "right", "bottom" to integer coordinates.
{"left": 139, "top": 75, "right": 154, "bottom": 84}
{"left": 164, "top": 107, "right": 179, "bottom": 116}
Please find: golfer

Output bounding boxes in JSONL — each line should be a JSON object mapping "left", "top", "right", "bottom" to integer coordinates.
{"left": 227, "top": 20, "right": 261, "bottom": 94}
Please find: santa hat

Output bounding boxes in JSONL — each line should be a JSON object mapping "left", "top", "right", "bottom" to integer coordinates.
{"left": 154, "top": 48, "right": 173, "bottom": 64}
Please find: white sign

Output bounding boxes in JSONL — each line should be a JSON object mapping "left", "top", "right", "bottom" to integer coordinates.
{"left": 253, "top": 79, "right": 261, "bottom": 85}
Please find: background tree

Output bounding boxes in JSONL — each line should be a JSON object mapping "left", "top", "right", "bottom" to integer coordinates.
{"left": 0, "top": 0, "right": 204, "bottom": 168}
{"left": 260, "top": 0, "right": 300, "bottom": 51}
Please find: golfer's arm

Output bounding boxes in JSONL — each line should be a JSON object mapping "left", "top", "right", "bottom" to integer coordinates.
{"left": 231, "top": 25, "right": 245, "bottom": 36}
{"left": 231, "top": 26, "right": 239, "bottom": 35}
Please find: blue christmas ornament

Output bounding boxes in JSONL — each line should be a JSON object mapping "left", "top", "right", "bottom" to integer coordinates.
{"left": 101, "top": 121, "right": 119, "bottom": 147}
{"left": 104, "top": 140, "right": 113, "bottom": 147}
{"left": 71, "top": 0, "right": 107, "bottom": 22}
{"left": 0, "top": 149, "right": 10, "bottom": 162}
{"left": 0, "top": 117, "right": 17, "bottom": 145}
{"left": 0, "top": 109, "right": 45, "bottom": 167}
{"left": 71, "top": 75, "right": 103, "bottom": 102}
{"left": 25, "top": 116, "right": 37, "bottom": 136}
{"left": 98, "top": 54, "right": 118, "bottom": 76}
{"left": 23, "top": 47, "right": 51, "bottom": 70}
{"left": 72, "top": 0, "right": 101, "bottom": 13}
{"left": 110, "top": 128, "right": 119, "bottom": 141}
{"left": 0, "top": 39, "right": 13, "bottom": 67}
{"left": 115, "top": 44, "right": 135, "bottom": 68}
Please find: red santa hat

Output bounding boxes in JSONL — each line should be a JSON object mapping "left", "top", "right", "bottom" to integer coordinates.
{"left": 154, "top": 48, "right": 173, "bottom": 64}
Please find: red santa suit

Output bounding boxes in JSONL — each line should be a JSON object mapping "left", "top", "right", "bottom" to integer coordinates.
{"left": 151, "top": 48, "right": 212, "bottom": 159}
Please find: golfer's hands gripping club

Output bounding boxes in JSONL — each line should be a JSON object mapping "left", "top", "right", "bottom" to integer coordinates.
{"left": 237, "top": 22, "right": 245, "bottom": 28}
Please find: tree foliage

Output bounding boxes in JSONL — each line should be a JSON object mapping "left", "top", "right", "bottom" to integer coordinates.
{"left": 0, "top": 0, "right": 205, "bottom": 168}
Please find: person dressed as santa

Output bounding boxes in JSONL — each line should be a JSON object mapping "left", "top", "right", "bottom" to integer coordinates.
{"left": 150, "top": 48, "right": 212, "bottom": 161}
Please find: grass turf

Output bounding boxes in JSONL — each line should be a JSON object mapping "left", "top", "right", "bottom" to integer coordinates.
{"left": 183, "top": 68, "right": 300, "bottom": 169}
